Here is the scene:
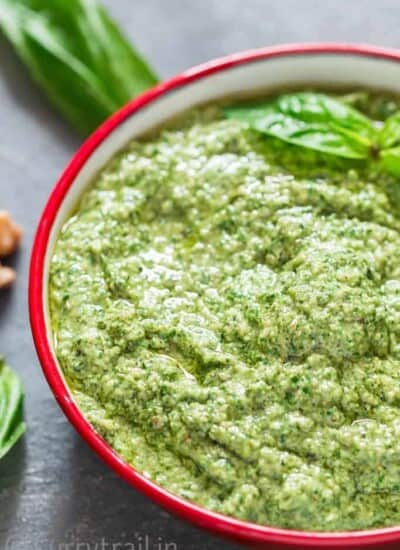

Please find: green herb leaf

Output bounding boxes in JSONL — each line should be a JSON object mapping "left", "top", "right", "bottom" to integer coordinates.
{"left": 0, "top": 0, "right": 159, "bottom": 135}
{"left": 224, "top": 93, "right": 376, "bottom": 159}
{"left": 378, "top": 112, "right": 400, "bottom": 150}
{"left": 380, "top": 146, "right": 400, "bottom": 177}
{"left": 0, "top": 357, "right": 25, "bottom": 460}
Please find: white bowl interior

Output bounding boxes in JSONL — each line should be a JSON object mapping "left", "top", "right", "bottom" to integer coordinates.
{"left": 43, "top": 50, "right": 400, "bottom": 349}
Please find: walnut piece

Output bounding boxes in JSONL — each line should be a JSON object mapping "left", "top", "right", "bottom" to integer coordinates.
{"left": 0, "top": 211, "right": 22, "bottom": 289}
{"left": 0, "top": 265, "right": 16, "bottom": 288}
{"left": 0, "top": 211, "right": 23, "bottom": 257}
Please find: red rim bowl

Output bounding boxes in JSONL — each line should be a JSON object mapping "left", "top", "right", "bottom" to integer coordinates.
{"left": 30, "top": 43, "right": 400, "bottom": 549}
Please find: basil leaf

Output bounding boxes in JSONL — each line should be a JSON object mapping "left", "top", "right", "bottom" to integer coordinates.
{"left": 0, "top": 357, "right": 25, "bottom": 460}
{"left": 0, "top": 0, "right": 158, "bottom": 135}
{"left": 380, "top": 146, "right": 400, "bottom": 177}
{"left": 378, "top": 112, "right": 400, "bottom": 150}
{"left": 224, "top": 93, "right": 376, "bottom": 159}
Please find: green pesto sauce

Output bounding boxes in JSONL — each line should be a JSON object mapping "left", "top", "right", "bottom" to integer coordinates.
{"left": 50, "top": 92, "right": 400, "bottom": 532}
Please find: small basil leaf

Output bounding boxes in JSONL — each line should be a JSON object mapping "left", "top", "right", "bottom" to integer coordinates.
{"left": 378, "top": 112, "right": 400, "bottom": 150}
{"left": 224, "top": 93, "right": 376, "bottom": 159}
{"left": 0, "top": 358, "right": 26, "bottom": 460}
{"left": 380, "top": 146, "right": 400, "bottom": 177}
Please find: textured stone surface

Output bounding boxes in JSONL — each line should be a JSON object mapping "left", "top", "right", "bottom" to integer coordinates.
{"left": 1, "top": 1, "right": 400, "bottom": 548}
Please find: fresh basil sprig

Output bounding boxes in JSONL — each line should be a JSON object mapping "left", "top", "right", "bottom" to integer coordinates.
{"left": 0, "top": 0, "right": 159, "bottom": 135}
{"left": 224, "top": 93, "right": 400, "bottom": 176}
{"left": 0, "top": 357, "right": 26, "bottom": 460}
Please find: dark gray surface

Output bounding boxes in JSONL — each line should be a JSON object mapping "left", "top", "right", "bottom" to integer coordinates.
{"left": 1, "top": 1, "right": 400, "bottom": 548}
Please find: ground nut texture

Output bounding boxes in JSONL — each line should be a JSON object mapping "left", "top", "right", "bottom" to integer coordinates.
{"left": 50, "top": 102, "right": 400, "bottom": 531}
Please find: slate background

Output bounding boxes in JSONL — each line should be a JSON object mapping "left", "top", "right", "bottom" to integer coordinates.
{"left": 1, "top": 1, "right": 400, "bottom": 548}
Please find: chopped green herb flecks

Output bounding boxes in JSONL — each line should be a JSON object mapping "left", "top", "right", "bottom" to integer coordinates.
{"left": 50, "top": 92, "right": 400, "bottom": 531}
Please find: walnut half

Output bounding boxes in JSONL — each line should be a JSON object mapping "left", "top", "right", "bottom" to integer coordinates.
{"left": 0, "top": 211, "right": 22, "bottom": 257}
{"left": 0, "top": 211, "right": 22, "bottom": 289}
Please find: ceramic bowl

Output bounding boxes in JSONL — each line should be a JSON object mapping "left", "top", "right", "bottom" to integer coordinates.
{"left": 30, "top": 43, "right": 400, "bottom": 549}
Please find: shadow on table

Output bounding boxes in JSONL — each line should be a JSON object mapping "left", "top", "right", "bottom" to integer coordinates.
{"left": 0, "top": 438, "right": 27, "bottom": 547}
{"left": 0, "top": 437, "right": 26, "bottom": 491}
{"left": 46, "top": 433, "right": 242, "bottom": 550}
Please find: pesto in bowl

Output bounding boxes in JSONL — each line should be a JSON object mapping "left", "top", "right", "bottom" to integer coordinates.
{"left": 49, "top": 90, "right": 400, "bottom": 532}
